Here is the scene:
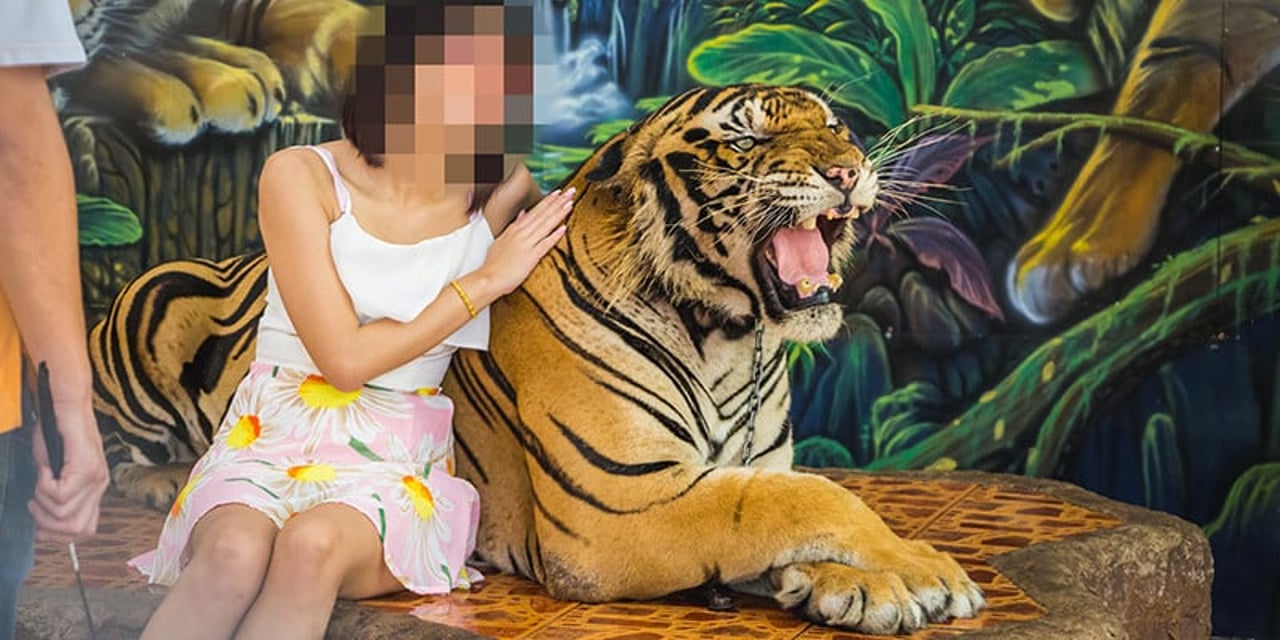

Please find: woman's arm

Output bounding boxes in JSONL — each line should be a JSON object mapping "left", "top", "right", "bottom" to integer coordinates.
{"left": 258, "top": 149, "right": 570, "bottom": 392}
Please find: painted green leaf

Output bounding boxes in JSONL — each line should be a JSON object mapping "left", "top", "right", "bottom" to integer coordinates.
{"left": 527, "top": 143, "right": 597, "bottom": 190}
{"left": 864, "top": 0, "right": 937, "bottom": 106}
{"left": 794, "top": 436, "right": 855, "bottom": 468}
{"left": 973, "top": 1, "right": 1054, "bottom": 42}
{"left": 947, "top": 41, "right": 987, "bottom": 73}
{"left": 586, "top": 119, "right": 634, "bottom": 144}
{"left": 1205, "top": 463, "right": 1280, "bottom": 546}
{"left": 77, "top": 194, "right": 142, "bottom": 247}
{"left": 634, "top": 95, "right": 674, "bottom": 112}
{"left": 871, "top": 381, "right": 948, "bottom": 459}
{"left": 1141, "top": 412, "right": 1185, "bottom": 510}
{"left": 688, "top": 24, "right": 904, "bottom": 128}
{"left": 532, "top": 143, "right": 595, "bottom": 162}
{"left": 943, "top": 0, "right": 976, "bottom": 53}
{"left": 800, "top": 0, "right": 878, "bottom": 45}
{"left": 1085, "top": 0, "right": 1154, "bottom": 85}
{"left": 942, "top": 40, "right": 1106, "bottom": 111}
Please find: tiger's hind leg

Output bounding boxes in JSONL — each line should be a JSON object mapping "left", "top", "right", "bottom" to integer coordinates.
{"left": 113, "top": 461, "right": 196, "bottom": 512}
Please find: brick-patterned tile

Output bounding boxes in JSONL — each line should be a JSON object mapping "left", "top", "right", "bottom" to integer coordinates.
{"left": 25, "top": 474, "right": 1123, "bottom": 639}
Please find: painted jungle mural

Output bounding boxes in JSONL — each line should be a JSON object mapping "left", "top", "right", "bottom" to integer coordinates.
{"left": 45, "top": 0, "right": 1280, "bottom": 636}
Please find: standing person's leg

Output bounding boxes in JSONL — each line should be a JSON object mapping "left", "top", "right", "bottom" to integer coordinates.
{"left": 235, "top": 503, "right": 402, "bottom": 639}
{"left": 0, "top": 424, "right": 35, "bottom": 640}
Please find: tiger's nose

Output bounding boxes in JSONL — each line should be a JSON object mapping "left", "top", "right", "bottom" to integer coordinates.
{"left": 824, "top": 166, "right": 859, "bottom": 190}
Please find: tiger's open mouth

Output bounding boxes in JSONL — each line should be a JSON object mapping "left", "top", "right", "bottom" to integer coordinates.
{"left": 757, "top": 208, "right": 855, "bottom": 317}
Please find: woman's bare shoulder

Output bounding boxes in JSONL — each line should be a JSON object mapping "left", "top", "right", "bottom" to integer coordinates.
{"left": 259, "top": 145, "right": 342, "bottom": 222}
{"left": 482, "top": 163, "right": 542, "bottom": 234}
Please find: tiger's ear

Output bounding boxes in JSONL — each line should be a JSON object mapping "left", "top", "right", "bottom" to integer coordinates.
{"left": 585, "top": 135, "right": 625, "bottom": 182}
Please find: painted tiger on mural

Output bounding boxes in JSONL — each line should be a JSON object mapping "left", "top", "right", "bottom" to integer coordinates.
{"left": 1009, "top": 0, "right": 1280, "bottom": 323}
{"left": 90, "top": 251, "right": 268, "bottom": 507}
{"left": 56, "top": 0, "right": 363, "bottom": 144}
{"left": 89, "top": 84, "right": 984, "bottom": 634}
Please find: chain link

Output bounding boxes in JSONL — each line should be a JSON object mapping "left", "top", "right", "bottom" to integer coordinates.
{"left": 741, "top": 321, "right": 765, "bottom": 465}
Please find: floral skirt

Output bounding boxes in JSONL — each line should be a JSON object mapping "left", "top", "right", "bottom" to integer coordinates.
{"left": 128, "top": 362, "right": 482, "bottom": 594}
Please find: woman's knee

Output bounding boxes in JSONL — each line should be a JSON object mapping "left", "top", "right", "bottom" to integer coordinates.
{"left": 269, "top": 515, "right": 346, "bottom": 582}
{"left": 184, "top": 514, "right": 275, "bottom": 601}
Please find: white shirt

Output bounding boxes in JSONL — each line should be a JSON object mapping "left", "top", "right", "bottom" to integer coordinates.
{"left": 0, "top": 0, "right": 87, "bottom": 76}
{"left": 255, "top": 146, "right": 495, "bottom": 391}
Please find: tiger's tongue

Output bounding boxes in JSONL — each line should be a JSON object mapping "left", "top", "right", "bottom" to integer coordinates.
{"left": 771, "top": 227, "right": 830, "bottom": 293}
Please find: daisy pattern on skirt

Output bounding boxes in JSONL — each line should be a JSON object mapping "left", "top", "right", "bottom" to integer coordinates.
{"left": 160, "top": 440, "right": 248, "bottom": 527}
{"left": 260, "top": 367, "right": 410, "bottom": 455}
{"left": 390, "top": 468, "right": 474, "bottom": 588}
{"left": 377, "top": 415, "right": 453, "bottom": 478}
{"left": 205, "top": 369, "right": 293, "bottom": 455}
{"left": 228, "top": 459, "right": 356, "bottom": 512}
{"left": 208, "top": 412, "right": 295, "bottom": 455}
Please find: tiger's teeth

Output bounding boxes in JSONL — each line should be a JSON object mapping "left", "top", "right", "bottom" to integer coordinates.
{"left": 828, "top": 272, "right": 843, "bottom": 291}
{"left": 799, "top": 217, "right": 817, "bottom": 230}
{"left": 824, "top": 210, "right": 838, "bottom": 220}
{"left": 796, "top": 278, "right": 818, "bottom": 297}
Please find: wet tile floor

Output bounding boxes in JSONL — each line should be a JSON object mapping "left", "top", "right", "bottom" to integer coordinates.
{"left": 27, "top": 470, "right": 1120, "bottom": 639}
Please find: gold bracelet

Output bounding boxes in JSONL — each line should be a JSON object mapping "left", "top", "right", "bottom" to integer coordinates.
{"left": 449, "top": 279, "right": 478, "bottom": 319}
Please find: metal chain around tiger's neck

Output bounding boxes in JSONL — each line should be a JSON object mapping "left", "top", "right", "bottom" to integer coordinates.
{"left": 741, "top": 321, "right": 766, "bottom": 465}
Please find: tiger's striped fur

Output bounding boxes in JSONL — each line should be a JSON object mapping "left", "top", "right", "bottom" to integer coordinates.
{"left": 90, "top": 85, "right": 983, "bottom": 633}
{"left": 89, "top": 251, "right": 266, "bottom": 508}
{"left": 442, "top": 84, "right": 983, "bottom": 633}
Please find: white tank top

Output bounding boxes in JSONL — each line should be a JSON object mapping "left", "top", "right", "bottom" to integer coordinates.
{"left": 254, "top": 145, "right": 494, "bottom": 391}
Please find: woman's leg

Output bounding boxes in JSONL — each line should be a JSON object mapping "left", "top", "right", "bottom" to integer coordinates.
{"left": 140, "top": 504, "right": 278, "bottom": 640}
{"left": 234, "top": 503, "right": 402, "bottom": 639}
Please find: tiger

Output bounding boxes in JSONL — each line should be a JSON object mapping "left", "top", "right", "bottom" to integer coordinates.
{"left": 56, "top": 0, "right": 363, "bottom": 144}
{"left": 89, "top": 84, "right": 985, "bottom": 634}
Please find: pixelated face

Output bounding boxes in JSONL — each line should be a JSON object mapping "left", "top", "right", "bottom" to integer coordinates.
{"left": 350, "top": 2, "right": 537, "bottom": 187}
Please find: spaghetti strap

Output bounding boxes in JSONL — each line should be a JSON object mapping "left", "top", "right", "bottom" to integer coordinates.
{"left": 303, "top": 145, "right": 353, "bottom": 215}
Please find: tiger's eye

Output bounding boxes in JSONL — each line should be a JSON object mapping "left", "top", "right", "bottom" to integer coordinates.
{"left": 730, "top": 137, "right": 757, "bottom": 152}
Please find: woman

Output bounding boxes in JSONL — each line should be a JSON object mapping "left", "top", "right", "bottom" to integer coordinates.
{"left": 130, "top": 3, "right": 571, "bottom": 638}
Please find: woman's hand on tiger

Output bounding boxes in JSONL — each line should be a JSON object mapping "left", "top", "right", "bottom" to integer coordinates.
{"left": 478, "top": 186, "right": 575, "bottom": 296}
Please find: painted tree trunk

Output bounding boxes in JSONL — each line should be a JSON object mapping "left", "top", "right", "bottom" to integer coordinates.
{"left": 65, "top": 114, "right": 338, "bottom": 323}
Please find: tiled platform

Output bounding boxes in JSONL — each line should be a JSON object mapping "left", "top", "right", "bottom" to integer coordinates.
{"left": 26, "top": 469, "right": 1145, "bottom": 638}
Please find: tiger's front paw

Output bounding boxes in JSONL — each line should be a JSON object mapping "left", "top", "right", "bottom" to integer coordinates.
{"left": 771, "top": 562, "right": 926, "bottom": 634}
{"left": 112, "top": 462, "right": 195, "bottom": 512}
{"left": 889, "top": 539, "right": 986, "bottom": 621}
{"left": 770, "top": 556, "right": 983, "bottom": 634}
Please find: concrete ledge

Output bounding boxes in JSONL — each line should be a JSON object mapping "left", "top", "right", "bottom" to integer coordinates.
{"left": 15, "top": 587, "right": 487, "bottom": 640}
{"left": 845, "top": 470, "right": 1213, "bottom": 639}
